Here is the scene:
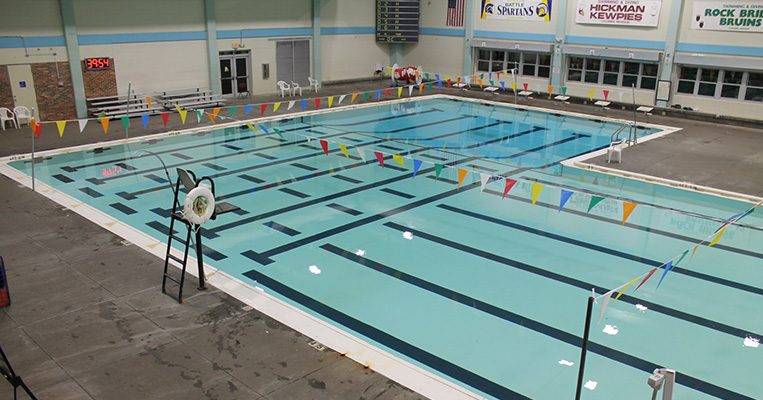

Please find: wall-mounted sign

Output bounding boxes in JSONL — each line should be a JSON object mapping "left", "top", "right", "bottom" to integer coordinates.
{"left": 692, "top": 1, "right": 763, "bottom": 32}
{"left": 84, "top": 57, "right": 112, "bottom": 71}
{"left": 480, "top": 0, "right": 553, "bottom": 22}
{"left": 19, "top": 81, "right": 26, "bottom": 88}
{"left": 575, "top": 0, "right": 662, "bottom": 27}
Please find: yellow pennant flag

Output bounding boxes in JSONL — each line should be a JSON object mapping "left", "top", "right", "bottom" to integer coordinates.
{"left": 386, "top": 66, "right": 392, "bottom": 75}
{"left": 548, "top": 85, "right": 554, "bottom": 98}
{"left": 392, "top": 154, "right": 404, "bottom": 167}
{"left": 99, "top": 117, "right": 110, "bottom": 134}
{"left": 210, "top": 107, "right": 221, "bottom": 122}
{"left": 146, "top": 96, "right": 152, "bottom": 108}
{"left": 338, "top": 143, "right": 350, "bottom": 158}
{"left": 351, "top": 93, "right": 358, "bottom": 103}
{"left": 691, "top": 243, "right": 700, "bottom": 257}
{"left": 245, "top": 122, "right": 257, "bottom": 132}
{"left": 456, "top": 169, "right": 468, "bottom": 189}
{"left": 55, "top": 120, "right": 66, "bottom": 137}
{"left": 614, "top": 277, "right": 640, "bottom": 301}
{"left": 457, "top": 76, "right": 461, "bottom": 85}
{"left": 328, "top": 96, "right": 334, "bottom": 108}
{"left": 588, "top": 88, "right": 595, "bottom": 101}
{"left": 622, "top": 201, "right": 637, "bottom": 224}
{"left": 273, "top": 102, "right": 281, "bottom": 112}
{"left": 478, "top": 78, "right": 483, "bottom": 89}
{"left": 397, "top": 87, "right": 403, "bottom": 98}
{"left": 418, "top": 83, "right": 423, "bottom": 93}
{"left": 708, "top": 226, "right": 727, "bottom": 247}
{"left": 531, "top": 183, "right": 544, "bottom": 205}
{"left": 511, "top": 81, "right": 517, "bottom": 93}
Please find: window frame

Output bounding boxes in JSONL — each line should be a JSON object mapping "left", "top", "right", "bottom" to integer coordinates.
{"left": 566, "top": 56, "right": 659, "bottom": 90}
{"left": 675, "top": 66, "right": 763, "bottom": 102}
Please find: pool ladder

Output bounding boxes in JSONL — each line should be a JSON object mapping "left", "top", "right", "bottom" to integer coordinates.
{"left": 161, "top": 210, "right": 194, "bottom": 303}
{"left": 611, "top": 122, "right": 638, "bottom": 147}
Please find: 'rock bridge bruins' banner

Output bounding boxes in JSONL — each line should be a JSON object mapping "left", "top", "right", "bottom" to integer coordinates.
{"left": 480, "top": 0, "right": 553, "bottom": 22}
{"left": 692, "top": 1, "right": 763, "bottom": 32}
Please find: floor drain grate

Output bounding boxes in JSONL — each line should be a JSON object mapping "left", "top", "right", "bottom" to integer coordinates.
{"left": 308, "top": 340, "right": 326, "bottom": 352}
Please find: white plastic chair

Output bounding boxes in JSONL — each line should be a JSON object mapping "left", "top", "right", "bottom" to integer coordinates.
{"left": 13, "top": 106, "right": 31, "bottom": 127}
{"left": 308, "top": 77, "right": 319, "bottom": 93}
{"left": 276, "top": 81, "right": 291, "bottom": 98}
{"left": 0, "top": 108, "right": 17, "bottom": 130}
{"left": 290, "top": 81, "right": 302, "bottom": 96}
{"left": 606, "top": 139, "right": 624, "bottom": 163}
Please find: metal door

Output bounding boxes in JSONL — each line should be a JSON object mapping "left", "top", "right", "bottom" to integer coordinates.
{"left": 219, "top": 51, "right": 250, "bottom": 97}
{"left": 8, "top": 65, "right": 39, "bottom": 119}
{"left": 276, "top": 40, "right": 310, "bottom": 86}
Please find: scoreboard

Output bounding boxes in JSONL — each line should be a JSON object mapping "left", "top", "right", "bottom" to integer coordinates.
{"left": 376, "top": 0, "right": 420, "bottom": 43}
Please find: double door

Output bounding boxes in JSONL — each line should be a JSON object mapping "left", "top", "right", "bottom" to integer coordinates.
{"left": 219, "top": 51, "right": 250, "bottom": 97}
{"left": 276, "top": 40, "right": 310, "bottom": 87}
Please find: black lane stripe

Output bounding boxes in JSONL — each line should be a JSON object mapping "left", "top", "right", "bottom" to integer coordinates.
{"left": 326, "top": 203, "right": 362, "bottom": 216}
{"left": 263, "top": 221, "right": 300, "bottom": 236}
{"left": 53, "top": 174, "right": 74, "bottom": 183}
{"left": 242, "top": 268, "right": 531, "bottom": 400}
{"left": 171, "top": 152, "right": 193, "bottom": 160}
{"left": 381, "top": 222, "right": 763, "bottom": 340}
{"left": 201, "top": 162, "right": 226, "bottom": 171}
{"left": 238, "top": 174, "right": 264, "bottom": 184}
{"left": 278, "top": 187, "right": 310, "bottom": 199}
{"left": 378, "top": 144, "right": 403, "bottom": 152}
{"left": 254, "top": 152, "right": 278, "bottom": 160}
{"left": 145, "top": 221, "right": 226, "bottom": 261}
{"left": 109, "top": 202, "right": 137, "bottom": 215}
{"left": 332, "top": 174, "right": 363, "bottom": 184}
{"left": 418, "top": 153, "right": 448, "bottom": 161}
{"left": 438, "top": 204, "right": 763, "bottom": 298}
{"left": 291, "top": 163, "right": 318, "bottom": 172}
{"left": 380, "top": 188, "right": 416, "bottom": 199}
{"left": 79, "top": 187, "right": 103, "bottom": 198}
{"left": 318, "top": 243, "right": 754, "bottom": 400}
{"left": 145, "top": 174, "right": 168, "bottom": 183}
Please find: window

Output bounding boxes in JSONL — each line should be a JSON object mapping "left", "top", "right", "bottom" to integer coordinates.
{"left": 566, "top": 57, "right": 659, "bottom": 90}
{"left": 641, "top": 64, "right": 658, "bottom": 90}
{"left": 622, "top": 62, "right": 639, "bottom": 88}
{"left": 568, "top": 57, "right": 583, "bottom": 82}
{"left": 538, "top": 54, "right": 551, "bottom": 78}
{"left": 584, "top": 59, "right": 600, "bottom": 83}
{"left": 676, "top": 66, "right": 763, "bottom": 102}
{"left": 603, "top": 60, "right": 619, "bottom": 85}
{"left": 492, "top": 51, "right": 505, "bottom": 72}
{"left": 476, "top": 49, "right": 553, "bottom": 78}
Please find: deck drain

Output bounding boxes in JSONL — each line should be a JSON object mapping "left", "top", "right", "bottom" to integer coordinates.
{"left": 308, "top": 340, "right": 326, "bottom": 352}
{"left": 241, "top": 305, "right": 253, "bottom": 312}
{"left": 120, "top": 240, "right": 132, "bottom": 246}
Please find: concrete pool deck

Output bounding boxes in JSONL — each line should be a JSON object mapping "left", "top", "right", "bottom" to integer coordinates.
{"left": 1, "top": 80, "right": 761, "bottom": 399}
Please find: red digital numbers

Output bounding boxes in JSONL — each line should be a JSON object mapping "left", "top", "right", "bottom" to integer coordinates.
{"left": 85, "top": 58, "right": 111, "bottom": 70}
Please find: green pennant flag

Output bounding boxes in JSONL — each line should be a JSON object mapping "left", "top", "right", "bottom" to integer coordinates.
{"left": 425, "top": 72, "right": 430, "bottom": 80}
{"left": 121, "top": 116, "right": 129, "bottom": 132}
{"left": 274, "top": 127, "right": 284, "bottom": 139}
{"left": 489, "top": 80, "right": 495, "bottom": 86}
{"left": 229, "top": 106, "right": 236, "bottom": 118}
{"left": 428, "top": 82, "right": 433, "bottom": 90}
{"left": 674, "top": 249, "right": 690, "bottom": 266}
{"left": 434, "top": 163, "right": 443, "bottom": 177}
{"left": 587, "top": 195, "right": 605, "bottom": 212}
{"left": 364, "top": 92, "right": 369, "bottom": 101}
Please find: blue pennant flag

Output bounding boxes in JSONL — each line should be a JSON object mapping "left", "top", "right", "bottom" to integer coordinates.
{"left": 258, "top": 124, "right": 269, "bottom": 134}
{"left": 412, "top": 159, "right": 423, "bottom": 177}
{"left": 656, "top": 261, "right": 674, "bottom": 289}
{"left": 244, "top": 104, "right": 253, "bottom": 114}
{"left": 559, "top": 189, "right": 574, "bottom": 211}
{"left": 435, "top": 74, "right": 440, "bottom": 81}
{"left": 500, "top": 81, "right": 506, "bottom": 90}
{"left": 488, "top": 72, "right": 492, "bottom": 81}
{"left": 438, "top": 79, "right": 442, "bottom": 89}
{"left": 141, "top": 114, "right": 150, "bottom": 129}
{"left": 375, "top": 90, "right": 381, "bottom": 100}
{"left": 301, "top": 99, "right": 307, "bottom": 110}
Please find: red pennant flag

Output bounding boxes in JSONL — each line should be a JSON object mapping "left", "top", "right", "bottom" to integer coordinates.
{"left": 502, "top": 178, "right": 517, "bottom": 199}
{"left": 385, "top": 88, "right": 391, "bottom": 97}
{"left": 33, "top": 121, "right": 42, "bottom": 138}
{"left": 447, "top": 78, "right": 451, "bottom": 87}
{"left": 523, "top": 83, "right": 529, "bottom": 92}
{"left": 260, "top": 103, "right": 267, "bottom": 115}
{"left": 315, "top": 98, "right": 321, "bottom": 109}
{"left": 319, "top": 139, "right": 329, "bottom": 155}
{"left": 161, "top": 112, "right": 169, "bottom": 126}
{"left": 603, "top": 89, "right": 610, "bottom": 101}
{"left": 634, "top": 267, "right": 658, "bottom": 292}
{"left": 374, "top": 151, "right": 385, "bottom": 167}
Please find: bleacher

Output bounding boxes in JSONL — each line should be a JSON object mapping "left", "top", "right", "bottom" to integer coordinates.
{"left": 154, "top": 88, "right": 225, "bottom": 110}
{"left": 86, "top": 93, "right": 164, "bottom": 118}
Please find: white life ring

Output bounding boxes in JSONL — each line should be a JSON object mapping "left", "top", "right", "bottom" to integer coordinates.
{"left": 183, "top": 185, "right": 215, "bottom": 225}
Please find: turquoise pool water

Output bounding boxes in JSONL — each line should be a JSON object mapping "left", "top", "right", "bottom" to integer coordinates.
{"left": 8, "top": 97, "right": 762, "bottom": 399}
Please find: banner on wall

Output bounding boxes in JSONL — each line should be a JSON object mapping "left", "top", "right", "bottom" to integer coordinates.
{"left": 691, "top": 1, "right": 763, "bottom": 32}
{"left": 480, "top": 0, "right": 553, "bottom": 22}
{"left": 575, "top": 0, "right": 662, "bottom": 26}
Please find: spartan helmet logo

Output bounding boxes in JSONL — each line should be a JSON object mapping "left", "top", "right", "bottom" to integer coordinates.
{"left": 484, "top": 3, "right": 494, "bottom": 14}
{"left": 536, "top": 3, "right": 548, "bottom": 17}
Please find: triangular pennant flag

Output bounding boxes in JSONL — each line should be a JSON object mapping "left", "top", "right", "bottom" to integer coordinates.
{"left": 588, "top": 88, "right": 595, "bottom": 101}
{"left": 315, "top": 98, "right": 321, "bottom": 109}
{"left": 691, "top": 244, "right": 700, "bottom": 257}
{"left": 447, "top": 76, "right": 451, "bottom": 87}
{"left": 244, "top": 104, "right": 253, "bottom": 114}
{"left": 502, "top": 178, "right": 517, "bottom": 199}
{"left": 178, "top": 109, "right": 188, "bottom": 124}
{"left": 245, "top": 122, "right": 256, "bottom": 132}
{"left": 196, "top": 109, "right": 204, "bottom": 123}
{"left": 301, "top": 99, "right": 307, "bottom": 110}
{"left": 674, "top": 250, "right": 690, "bottom": 267}
{"left": 708, "top": 226, "right": 727, "bottom": 247}
{"left": 161, "top": 112, "right": 169, "bottom": 126}
{"left": 656, "top": 261, "right": 675, "bottom": 289}
{"left": 603, "top": 89, "right": 610, "bottom": 101}
{"left": 559, "top": 189, "right": 574, "bottom": 211}
{"left": 562, "top": 86, "right": 568, "bottom": 96}
{"left": 523, "top": 83, "right": 529, "bottom": 91}
{"left": 31, "top": 119, "right": 41, "bottom": 138}
{"left": 392, "top": 154, "right": 405, "bottom": 167}
{"left": 456, "top": 169, "right": 468, "bottom": 189}
{"left": 418, "top": 83, "right": 423, "bottom": 93}
{"left": 548, "top": 85, "right": 554, "bottom": 98}
{"left": 374, "top": 151, "right": 385, "bottom": 167}
{"left": 100, "top": 117, "right": 110, "bottom": 134}
{"left": 356, "top": 146, "right": 366, "bottom": 161}
{"left": 435, "top": 163, "right": 443, "bottom": 177}
{"left": 338, "top": 143, "right": 349, "bottom": 158}
{"left": 425, "top": 72, "right": 430, "bottom": 80}
{"left": 511, "top": 81, "right": 517, "bottom": 93}
{"left": 614, "top": 277, "right": 640, "bottom": 301}
{"left": 489, "top": 80, "right": 494, "bottom": 87}
{"left": 479, "top": 173, "right": 490, "bottom": 192}
{"left": 121, "top": 116, "right": 129, "bottom": 132}
{"left": 622, "top": 202, "right": 637, "bottom": 224}
{"left": 146, "top": 96, "right": 152, "bottom": 108}
{"left": 78, "top": 118, "right": 88, "bottom": 133}
{"left": 428, "top": 82, "right": 433, "bottom": 90}
{"left": 375, "top": 90, "right": 381, "bottom": 100}
{"left": 587, "top": 195, "right": 605, "bottom": 212}
{"left": 500, "top": 81, "right": 506, "bottom": 91}
{"left": 338, "top": 94, "right": 346, "bottom": 104}
{"left": 228, "top": 106, "right": 236, "bottom": 118}
{"left": 412, "top": 159, "right": 423, "bottom": 177}
{"left": 260, "top": 103, "right": 268, "bottom": 115}
{"left": 287, "top": 100, "right": 295, "bottom": 110}
{"left": 397, "top": 87, "right": 403, "bottom": 98}
{"left": 55, "top": 120, "right": 66, "bottom": 137}
{"left": 477, "top": 78, "right": 483, "bottom": 89}
{"left": 365, "top": 92, "right": 370, "bottom": 101}
{"left": 258, "top": 124, "right": 269, "bottom": 134}
{"left": 598, "top": 290, "right": 614, "bottom": 322}
{"left": 319, "top": 139, "right": 329, "bottom": 155}
{"left": 141, "top": 114, "right": 150, "bottom": 128}
{"left": 488, "top": 72, "right": 492, "bottom": 81}
{"left": 273, "top": 102, "right": 281, "bottom": 112}
{"left": 531, "top": 183, "right": 544, "bottom": 205}
{"left": 408, "top": 85, "right": 413, "bottom": 96}
{"left": 385, "top": 88, "right": 391, "bottom": 97}
{"left": 634, "top": 267, "right": 659, "bottom": 292}
{"left": 327, "top": 96, "right": 334, "bottom": 108}
{"left": 351, "top": 93, "right": 358, "bottom": 103}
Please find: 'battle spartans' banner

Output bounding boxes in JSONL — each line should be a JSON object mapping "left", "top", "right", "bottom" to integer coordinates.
{"left": 480, "top": 0, "right": 553, "bottom": 22}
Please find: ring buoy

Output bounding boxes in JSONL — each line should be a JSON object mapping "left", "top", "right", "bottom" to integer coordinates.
{"left": 392, "top": 65, "right": 421, "bottom": 85}
{"left": 183, "top": 185, "right": 215, "bottom": 225}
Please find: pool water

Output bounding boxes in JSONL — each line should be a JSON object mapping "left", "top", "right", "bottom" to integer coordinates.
{"left": 8, "top": 97, "right": 763, "bottom": 399}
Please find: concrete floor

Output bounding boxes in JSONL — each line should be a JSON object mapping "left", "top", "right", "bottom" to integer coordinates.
{"left": 1, "top": 79, "right": 762, "bottom": 399}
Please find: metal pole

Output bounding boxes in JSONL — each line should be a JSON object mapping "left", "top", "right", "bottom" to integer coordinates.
{"left": 195, "top": 227, "right": 207, "bottom": 290}
{"left": 126, "top": 81, "right": 132, "bottom": 140}
{"left": 575, "top": 296, "right": 595, "bottom": 400}
{"left": 513, "top": 68, "right": 518, "bottom": 104}
{"left": 31, "top": 107, "right": 36, "bottom": 192}
{"left": 0, "top": 342, "right": 38, "bottom": 400}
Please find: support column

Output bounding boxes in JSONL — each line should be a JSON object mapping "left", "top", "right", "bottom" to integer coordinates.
{"left": 389, "top": 44, "right": 404, "bottom": 66}
{"left": 204, "top": 0, "right": 221, "bottom": 95}
{"left": 550, "top": 0, "right": 569, "bottom": 88}
{"left": 656, "top": 0, "right": 684, "bottom": 108}
{"left": 462, "top": 0, "right": 475, "bottom": 76}
{"left": 312, "top": 0, "right": 322, "bottom": 84}
{"left": 59, "top": 0, "right": 87, "bottom": 119}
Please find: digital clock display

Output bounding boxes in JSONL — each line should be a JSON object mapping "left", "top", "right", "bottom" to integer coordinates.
{"left": 84, "top": 57, "right": 111, "bottom": 70}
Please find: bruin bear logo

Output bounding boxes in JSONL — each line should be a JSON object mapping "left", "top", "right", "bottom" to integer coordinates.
{"left": 578, "top": 8, "right": 585, "bottom": 17}
{"left": 484, "top": 3, "right": 494, "bottom": 14}
{"left": 695, "top": 14, "right": 705, "bottom": 28}
{"left": 536, "top": 3, "right": 548, "bottom": 18}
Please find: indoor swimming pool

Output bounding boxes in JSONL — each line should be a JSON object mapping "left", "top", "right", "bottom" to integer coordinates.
{"left": 4, "top": 96, "right": 762, "bottom": 399}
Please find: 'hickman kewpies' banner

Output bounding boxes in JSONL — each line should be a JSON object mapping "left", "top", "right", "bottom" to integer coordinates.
{"left": 480, "top": 0, "right": 553, "bottom": 22}
{"left": 692, "top": 1, "right": 763, "bottom": 32}
{"left": 575, "top": 0, "right": 662, "bottom": 26}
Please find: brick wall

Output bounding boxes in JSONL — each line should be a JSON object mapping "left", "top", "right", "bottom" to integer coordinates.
{"left": 83, "top": 59, "right": 117, "bottom": 98}
{"left": 32, "top": 62, "right": 77, "bottom": 121}
{"left": 0, "top": 66, "right": 13, "bottom": 110}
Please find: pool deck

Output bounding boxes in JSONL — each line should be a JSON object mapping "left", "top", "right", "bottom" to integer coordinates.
{"left": 1, "top": 79, "right": 761, "bottom": 399}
